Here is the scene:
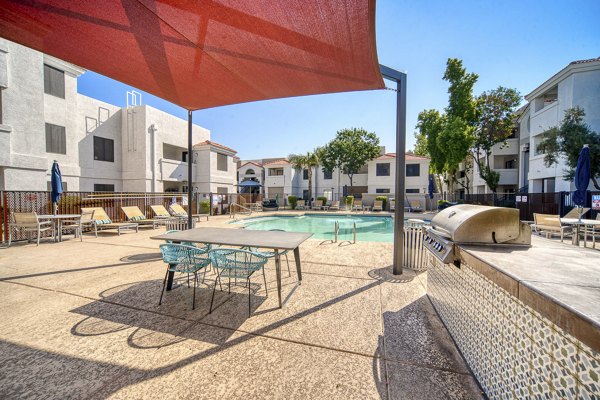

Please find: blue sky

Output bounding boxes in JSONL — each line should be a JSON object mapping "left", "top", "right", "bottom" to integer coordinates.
{"left": 78, "top": 0, "right": 600, "bottom": 160}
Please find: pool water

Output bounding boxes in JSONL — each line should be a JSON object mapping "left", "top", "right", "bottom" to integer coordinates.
{"left": 234, "top": 214, "right": 396, "bottom": 242}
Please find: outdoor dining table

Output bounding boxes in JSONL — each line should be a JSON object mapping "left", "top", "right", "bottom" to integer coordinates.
{"left": 560, "top": 218, "right": 600, "bottom": 247}
{"left": 37, "top": 214, "right": 82, "bottom": 242}
{"left": 152, "top": 228, "right": 313, "bottom": 308}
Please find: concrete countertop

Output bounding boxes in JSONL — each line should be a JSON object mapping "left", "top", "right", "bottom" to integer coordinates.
{"left": 457, "top": 236, "right": 600, "bottom": 352}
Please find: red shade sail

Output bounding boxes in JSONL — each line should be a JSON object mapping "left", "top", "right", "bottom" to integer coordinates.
{"left": 0, "top": 0, "right": 384, "bottom": 110}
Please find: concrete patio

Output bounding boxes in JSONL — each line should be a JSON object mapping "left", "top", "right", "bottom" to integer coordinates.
{"left": 0, "top": 215, "right": 483, "bottom": 399}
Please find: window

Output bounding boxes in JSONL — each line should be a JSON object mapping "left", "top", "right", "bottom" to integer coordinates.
{"left": 43, "top": 64, "right": 65, "bottom": 98}
{"left": 376, "top": 163, "right": 390, "bottom": 176}
{"left": 182, "top": 151, "right": 188, "bottom": 162}
{"left": 94, "top": 184, "right": 114, "bottom": 192}
{"left": 505, "top": 159, "right": 516, "bottom": 169}
{"left": 406, "top": 164, "right": 420, "bottom": 177}
{"left": 217, "top": 153, "right": 228, "bottom": 171}
{"left": 47, "top": 181, "right": 67, "bottom": 191}
{"left": 246, "top": 169, "right": 255, "bottom": 175}
{"left": 406, "top": 188, "right": 419, "bottom": 193}
{"left": 357, "top": 164, "right": 369, "bottom": 174}
{"left": 459, "top": 170, "right": 466, "bottom": 178}
{"left": 217, "top": 187, "right": 228, "bottom": 194}
{"left": 375, "top": 188, "right": 390, "bottom": 194}
{"left": 323, "top": 170, "right": 332, "bottom": 180}
{"left": 303, "top": 169, "right": 309, "bottom": 180}
{"left": 303, "top": 190, "right": 309, "bottom": 200}
{"left": 45, "top": 123, "right": 66, "bottom": 154}
{"left": 269, "top": 168, "right": 283, "bottom": 176}
{"left": 94, "top": 136, "right": 114, "bottom": 162}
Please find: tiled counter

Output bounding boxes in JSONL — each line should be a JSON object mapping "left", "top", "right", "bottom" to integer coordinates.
{"left": 426, "top": 236, "right": 600, "bottom": 399}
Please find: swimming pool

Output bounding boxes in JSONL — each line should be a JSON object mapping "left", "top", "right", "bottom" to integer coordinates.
{"left": 234, "top": 214, "right": 396, "bottom": 242}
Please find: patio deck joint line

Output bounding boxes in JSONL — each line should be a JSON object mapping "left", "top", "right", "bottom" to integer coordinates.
{"left": 377, "top": 278, "right": 392, "bottom": 400}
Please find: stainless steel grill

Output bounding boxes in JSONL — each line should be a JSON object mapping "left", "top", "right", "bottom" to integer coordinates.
{"left": 423, "top": 205, "right": 531, "bottom": 264}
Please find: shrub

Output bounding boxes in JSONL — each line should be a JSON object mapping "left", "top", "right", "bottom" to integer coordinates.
{"left": 343, "top": 195, "right": 354, "bottom": 208}
{"left": 316, "top": 196, "right": 328, "bottom": 204}
{"left": 200, "top": 200, "right": 210, "bottom": 214}
{"left": 375, "top": 196, "right": 388, "bottom": 210}
{"left": 288, "top": 195, "right": 298, "bottom": 210}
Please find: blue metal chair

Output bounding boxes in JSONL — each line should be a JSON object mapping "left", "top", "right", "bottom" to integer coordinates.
{"left": 242, "top": 229, "right": 291, "bottom": 277}
{"left": 164, "top": 230, "right": 212, "bottom": 251}
{"left": 158, "top": 244, "right": 211, "bottom": 310}
{"left": 208, "top": 248, "right": 269, "bottom": 316}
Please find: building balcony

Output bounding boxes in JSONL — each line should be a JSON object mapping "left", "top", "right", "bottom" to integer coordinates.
{"left": 497, "top": 168, "right": 518, "bottom": 185}
{"left": 530, "top": 101, "right": 559, "bottom": 135}
{"left": 159, "top": 158, "right": 188, "bottom": 181}
{"left": 472, "top": 168, "right": 518, "bottom": 187}
{"left": 491, "top": 138, "right": 519, "bottom": 156}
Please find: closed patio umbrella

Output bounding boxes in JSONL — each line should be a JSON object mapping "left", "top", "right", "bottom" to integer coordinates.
{"left": 428, "top": 175, "right": 435, "bottom": 199}
{"left": 50, "top": 160, "right": 63, "bottom": 215}
{"left": 572, "top": 144, "right": 591, "bottom": 220}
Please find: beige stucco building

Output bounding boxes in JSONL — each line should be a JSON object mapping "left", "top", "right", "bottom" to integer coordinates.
{"left": 0, "top": 39, "right": 237, "bottom": 194}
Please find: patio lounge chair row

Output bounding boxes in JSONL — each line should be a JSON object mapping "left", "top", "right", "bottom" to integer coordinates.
{"left": 6, "top": 203, "right": 204, "bottom": 245}
{"left": 296, "top": 200, "right": 340, "bottom": 211}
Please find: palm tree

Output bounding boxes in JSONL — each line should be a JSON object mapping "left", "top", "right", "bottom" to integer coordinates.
{"left": 289, "top": 149, "right": 321, "bottom": 206}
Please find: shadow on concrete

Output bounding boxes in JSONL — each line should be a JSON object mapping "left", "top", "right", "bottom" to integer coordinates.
{"left": 368, "top": 266, "right": 418, "bottom": 283}
{"left": 0, "top": 258, "right": 154, "bottom": 282}
{"left": 373, "top": 296, "right": 484, "bottom": 400}
{"left": 3, "top": 267, "right": 388, "bottom": 398}
{"left": 70, "top": 278, "right": 268, "bottom": 346}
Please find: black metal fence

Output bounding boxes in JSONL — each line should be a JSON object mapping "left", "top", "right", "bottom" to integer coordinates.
{"left": 444, "top": 191, "right": 599, "bottom": 221}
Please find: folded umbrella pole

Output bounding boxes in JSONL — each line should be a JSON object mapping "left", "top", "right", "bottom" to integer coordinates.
{"left": 572, "top": 145, "right": 591, "bottom": 221}
{"left": 51, "top": 161, "right": 64, "bottom": 215}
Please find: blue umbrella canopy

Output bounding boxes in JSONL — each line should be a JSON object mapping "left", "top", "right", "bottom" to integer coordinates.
{"left": 237, "top": 180, "right": 262, "bottom": 187}
{"left": 50, "top": 161, "right": 63, "bottom": 205}
{"left": 573, "top": 145, "right": 591, "bottom": 207}
{"left": 428, "top": 175, "right": 435, "bottom": 199}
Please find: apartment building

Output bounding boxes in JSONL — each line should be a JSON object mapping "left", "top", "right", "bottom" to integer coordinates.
{"left": 520, "top": 57, "right": 600, "bottom": 193}
{"left": 0, "top": 39, "right": 237, "bottom": 193}
{"left": 367, "top": 153, "right": 430, "bottom": 195}
{"left": 238, "top": 152, "right": 431, "bottom": 201}
{"left": 470, "top": 130, "right": 520, "bottom": 195}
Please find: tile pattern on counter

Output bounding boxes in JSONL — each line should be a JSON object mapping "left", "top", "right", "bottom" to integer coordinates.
{"left": 425, "top": 252, "right": 600, "bottom": 399}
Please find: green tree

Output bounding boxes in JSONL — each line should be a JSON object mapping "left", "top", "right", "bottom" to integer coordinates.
{"left": 444, "top": 58, "right": 478, "bottom": 124}
{"left": 472, "top": 86, "right": 521, "bottom": 192}
{"left": 415, "top": 58, "right": 520, "bottom": 194}
{"left": 321, "top": 128, "right": 381, "bottom": 188}
{"left": 412, "top": 131, "right": 428, "bottom": 156}
{"left": 289, "top": 149, "right": 321, "bottom": 203}
{"left": 537, "top": 107, "right": 600, "bottom": 189}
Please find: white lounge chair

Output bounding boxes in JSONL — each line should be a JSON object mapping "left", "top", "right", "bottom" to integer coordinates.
{"left": 81, "top": 207, "right": 139, "bottom": 237}
{"left": 311, "top": 199, "right": 324, "bottom": 210}
{"left": 352, "top": 200, "right": 363, "bottom": 211}
{"left": 8, "top": 212, "right": 54, "bottom": 246}
{"left": 296, "top": 200, "right": 306, "bottom": 210}
{"left": 169, "top": 203, "right": 209, "bottom": 221}
{"left": 563, "top": 207, "right": 590, "bottom": 219}
{"left": 122, "top": 206, "right": 162, "bottom": 228}
{"left": 372, "top": 200, "right": 383, "bottom": 212}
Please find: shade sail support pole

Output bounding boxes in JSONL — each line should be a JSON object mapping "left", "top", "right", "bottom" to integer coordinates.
{"left": 380, "top": 65, "right": 407, "bottom": 276}
{"left": 187, "top": 110, "right": 193, "bottom": 229}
